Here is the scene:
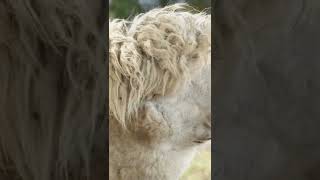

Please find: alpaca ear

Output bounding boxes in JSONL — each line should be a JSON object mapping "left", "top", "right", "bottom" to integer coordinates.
{"left": 130, "top": 102, "right": 171, "bottom": 144}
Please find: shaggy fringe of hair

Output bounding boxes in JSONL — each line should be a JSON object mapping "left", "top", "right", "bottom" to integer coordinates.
{"left": 109, "top": 3, "right": 211, "bottom": 129}
{"left": 0, "top": 0, "right": 107, "bottom": 179}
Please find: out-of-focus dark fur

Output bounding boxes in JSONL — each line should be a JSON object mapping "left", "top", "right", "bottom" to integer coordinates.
{"left": 0, "top": 0, "right": 107, "bottom": 180}
{"left": 214, "top": 0, "right": 320, "bottom": 180}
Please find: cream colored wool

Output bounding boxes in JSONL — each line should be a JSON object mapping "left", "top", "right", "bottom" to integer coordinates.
{"left": 109, "top": 3, "right": 211, "bottom": 180}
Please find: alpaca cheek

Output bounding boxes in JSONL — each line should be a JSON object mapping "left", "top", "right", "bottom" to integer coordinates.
{"left": 132, "top": 102, "right": 171, "bottom": 145}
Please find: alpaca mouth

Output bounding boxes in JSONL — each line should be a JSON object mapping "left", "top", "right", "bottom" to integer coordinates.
{"left": 193, "top": 138, "right": 211, "bottom": 144}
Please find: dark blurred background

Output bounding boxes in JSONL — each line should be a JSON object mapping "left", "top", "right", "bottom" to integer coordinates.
{"left": 109, "top": 0, "right": 211, "bottom": 18}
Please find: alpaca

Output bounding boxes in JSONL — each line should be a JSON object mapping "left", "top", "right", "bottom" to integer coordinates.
{"left": 109, "top": 4, "right": 211, "bottom": 180}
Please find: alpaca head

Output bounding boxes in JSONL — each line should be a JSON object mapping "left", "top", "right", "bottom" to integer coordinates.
{"left": 109, "top": 3, "right": 211, "bottom": 179}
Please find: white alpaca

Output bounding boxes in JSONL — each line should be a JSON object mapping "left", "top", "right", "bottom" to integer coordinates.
{"left": 109, "top": 4, "right": 211, "bottom": 180}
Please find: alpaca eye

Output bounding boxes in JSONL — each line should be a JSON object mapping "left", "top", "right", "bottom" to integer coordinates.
{"left": 152, "top": 94, "right": 161, "bottom": 99}
{"left": 146, "top": 94, "right": 159, "bottom": 101}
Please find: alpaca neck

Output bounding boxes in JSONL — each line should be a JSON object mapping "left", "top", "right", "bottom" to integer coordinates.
{"left": 109, "top": 121, "right": 197, "bottom": 180}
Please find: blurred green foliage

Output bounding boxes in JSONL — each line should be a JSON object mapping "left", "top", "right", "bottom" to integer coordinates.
{"left": 109, "top": 0, "right": 211, "bottom": 19}
{"left": 109, "top": 0, "right": 142, "bottom": 19}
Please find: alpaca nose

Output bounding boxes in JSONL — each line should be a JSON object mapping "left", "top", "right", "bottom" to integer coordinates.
{"left": 204, "top": 114, "right": 211, "bottom": 128}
